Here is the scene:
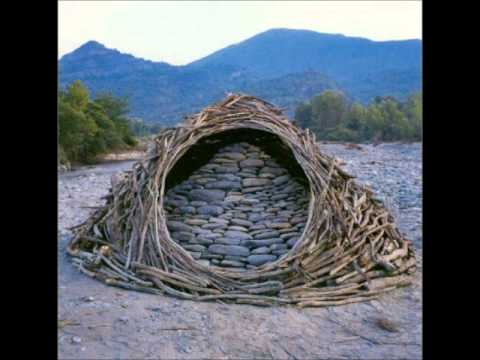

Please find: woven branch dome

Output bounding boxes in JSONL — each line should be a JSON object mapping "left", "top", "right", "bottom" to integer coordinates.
{"left": 67, "top": 93, "right": 416, "bottom": 307}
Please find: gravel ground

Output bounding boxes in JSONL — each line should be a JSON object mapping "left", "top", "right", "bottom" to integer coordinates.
{"left": 58, "top": 142, "right": 422, "bottom": 360}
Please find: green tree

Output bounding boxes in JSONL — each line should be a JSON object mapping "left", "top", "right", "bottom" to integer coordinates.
{"left": 63, "top": 80, "right": 89, "bottom": 111}
{"left": 59, "top": 97, "right": 98, "bottom": 162}
{"left": 294, "top": 102, "right": 312, "bottom": 129}
{"left": 294, "top": 91, "right": 422, "bottom": 143}
{"left": 310, "top": 91, "right": 348, "bottom": 137}
{"left": 94, "top": 92, "right": 137, "bottom": 146}
{"left": 402, "top": 92, "right": 422, "bottom": 140}
{"left": 336, "top": 102, "right": 367, "bottom": 141}
{"left": 59, "top": 81, "right": 138, "bottom": 165}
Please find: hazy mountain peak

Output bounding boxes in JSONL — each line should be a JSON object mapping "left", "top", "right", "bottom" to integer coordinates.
{"left": 79, "top": 40, "right": 106, "bottom": 50}
{"left": 59, "top": 28, "right": 421, "bottom": 125}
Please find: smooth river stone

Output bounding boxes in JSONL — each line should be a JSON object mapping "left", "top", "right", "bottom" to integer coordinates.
{"left": 216, "top": 174, "right": 242, "bottom": 182}
{"left": 167, "top": 221, "right": 193, "bottom": 233}
{"left": 230, "top": 218, "right": 253, "bottom": 227}
{"left": 213, "top": 158, "right": 238, "bottom": 164}
{"left": 277, "top": 210, "right": 294, "bottom": 217}
{"left": 242, "top": 186, "right": 264, "bottom": 194}
{"left": 270, "top": 193, "right": 289, "bottom": 201}
{"left": 217, "top": 152, "right": 246, "bottom": 161}
{"left": 225, "top": 195, "right": 244, "bottom": 202}
{"left": 202, "top": 223, "right": 227, "bottom": 230}
{"left": 214, "top": 165, "right": 240, "bottom": 173}
{"left": 270, "top": 243, "right": 288, "bottom": 251}
{"left": 240, "top": 198, "right": 260, "bottom": 205}
{"left": 259, "top": 167, "right": 286, "bottom": 175}
{"left": 277, "top": 228, "right": 295, "bottom": 234}
{"left": 200, "top": 253, "right": 223, "bottom": 260}
{"left": 249, "top": 224, "right": 266, "bottom": 231}
{"left": 193, "top": 215, "right": 211, "bottom": 220}
{"left": 249, "top": 229, "right": 270, "bottom": 237}
{"left": 239, "top": 167, "right": 257, "bottom": 174}
{"left": 239, "top": 159, "right": 265, "bottom": 168}
{"left": 171, "top": 231, "right": 195, "bottom": 242}
{"left": 195, "top": 237, "right": 214, "bottom": 246}
{"left": 248, "top": 213, "right": 266, "bottom": 222}
{"left": 247, "top": 254, "right": 277, "bottom": 266}
{"left": 231, "top": 212, "right": 247, "bottom": 219}
{"left": 254, "top": 230, "right": 280, "bottom": 239}
{"left": 190, "top": 201, "right": 208, "bottom": 207}
{"left": 205, "top": 181, "right": 242, "bottom": 190}
{"left": 185, "top": 218, "right": 208, "bottom": 226}
{"left": 194, "top": 177, "right": 217, "bottom": 185}
{"left": 177, "top": 206, "right": 196, "bottom": 215}
{"left": 183, "top": 244, "right": 207, "bottom": 252}
{"left": 220, "top": 260, "right": 245, "bottom": 268}
{"left": 197, "top": 205, "right": 224, "bottom": 216}
{"left": 189, "top": 189, "right": 226, "bottom": 202}
{"left": 208, "top": 245, "right": 250, "bottom": 257}
{"left": 224, "top": 230, "right": 253, "bottom": 240}
{"left": 192, "top": 227, "right": 214, "bottom": 235}
{"left": 242, "top": 178, "right": 271, "bottom": 187}
{"left": 224, "top": 255, "right": 248, "bottom": 262}
{"left": 268, "top": 222, "right": 292, "bottom": 230}
{"left": 228, "top": 190, "right": 243, "bottom": 195}
{"left": 228, "top": 225, "right": 249, "bottom": 232}
{"left": 290, "top": 216, "right": 308, "bottom": 225}
{"left": 235, "top": 206, "right": 254, "bottom": 212}
{"left": 215, "top": 237, "right": 241, "bottom": 245}
{"left": 251, "top": 246, "right": 271, "bottom": 255}
{"left": 241, "top": 238, "right": 284, "bottom": 247}
{"left": 208, "top": 217, "right": 229, "bottom": 225}
{"left": 202, "top": 233, "right": 222, "bottom": 239}
{"left": 272, "top": 175, "right": 290, "bottom": 186}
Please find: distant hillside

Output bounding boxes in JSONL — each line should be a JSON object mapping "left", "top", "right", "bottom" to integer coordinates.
{"left": 191, "top": 29, "right": 422, "bottom": 102}
{"left": 59, "top": 29, "right": 422, "bottom": 124}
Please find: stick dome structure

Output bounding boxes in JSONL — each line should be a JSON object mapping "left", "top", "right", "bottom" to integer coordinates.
{"left": 67, "top": 93, "right": 416, "bottom": 307}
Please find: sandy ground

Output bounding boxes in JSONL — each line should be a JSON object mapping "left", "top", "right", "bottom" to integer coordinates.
{"left": 58, "top": 143, "right": 422, "bottom": 359}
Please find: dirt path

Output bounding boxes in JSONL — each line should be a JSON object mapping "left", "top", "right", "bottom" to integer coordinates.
{"left": 58, "top": 143, "right": 422, "bottom": 359}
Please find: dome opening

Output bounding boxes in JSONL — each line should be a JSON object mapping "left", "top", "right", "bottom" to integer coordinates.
{"left": 163, "top": 129, "right": 311, "bottom": 269}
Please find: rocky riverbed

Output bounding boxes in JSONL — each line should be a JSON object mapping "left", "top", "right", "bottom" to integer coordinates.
{"left": 58, "top": 142, "right": 422, "bottom": 360}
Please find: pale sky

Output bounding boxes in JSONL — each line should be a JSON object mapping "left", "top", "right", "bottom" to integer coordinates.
{"left": 59, "top": 1, "right": 422, "bottom": 65}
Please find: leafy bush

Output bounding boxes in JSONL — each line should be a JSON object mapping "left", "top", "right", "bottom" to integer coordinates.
{"left": 294, "top": 91, "right": 422, "bottom": 142}
{"left": 59, "top": 80, "right": 138, "bottom": 164}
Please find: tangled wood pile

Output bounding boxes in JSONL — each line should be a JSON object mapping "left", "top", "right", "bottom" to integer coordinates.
{"left": 67, "top": 94, "right": 416, "bottom": 307}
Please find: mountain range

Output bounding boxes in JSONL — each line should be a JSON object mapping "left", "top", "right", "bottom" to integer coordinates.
{"left": 59, "top": 28, "right": 422, "bottom": 125}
